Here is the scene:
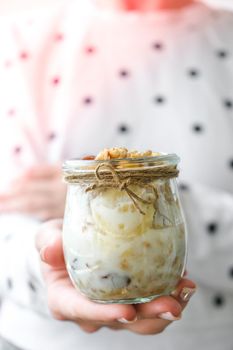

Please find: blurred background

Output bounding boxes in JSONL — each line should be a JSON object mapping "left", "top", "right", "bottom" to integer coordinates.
{"left": 0, "top": 0, "right": 232, "bottom": 350}
{"left": 0, "top": 0, "right": 233, "bottom": 14}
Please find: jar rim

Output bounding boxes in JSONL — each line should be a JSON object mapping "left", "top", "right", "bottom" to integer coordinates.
{"left": 63, "top": 153, "right": 180, "bottom": 174}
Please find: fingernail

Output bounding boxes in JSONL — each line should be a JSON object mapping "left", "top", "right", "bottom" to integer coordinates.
{"left": 39, "top": 236, "right": 58, "bottom": 262}
{"left": 39, "top": 246, "right": 47, "bottom": 262}
{"left": 117, "top": 316, "right": 138, "bottom": 324}
{"left": 158, "top": 312, "right": 181, "bottom": 321}
{"left": 171, "top": 289, "right": 179, "bottom": 298}
{"left": 180, "top": 287, "right": 196, "bottom": 302}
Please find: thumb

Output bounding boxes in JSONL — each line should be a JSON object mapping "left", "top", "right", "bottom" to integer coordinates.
{"left": 25, "top": 164, "right": 62, "bottom": 180}
{"left": 35, "top": 220, "right": 65, "bottom": 268}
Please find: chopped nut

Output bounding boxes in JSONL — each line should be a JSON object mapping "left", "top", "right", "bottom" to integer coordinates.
{"left": 82, "top": 155, "right": 95, "bottom": 160}
{"left": 95, "top": 149, "right": 111, "bottom": 160}
{"left": 95, "top": 147, "right": 161, "bottom": 161}
{"left": 118, "top": 223, "right": 125, "bottom": 230}
{"left": 96, "top": 147, "right": 128, "bottom": 160}
{"left": 143, "top": 241, "right": 151, "bottom": 249}
{"left": 120, "top": 259, "right": 130, "bottom": 270}
{"left": 118, "top": 204, "right": 130, "bottom": 213}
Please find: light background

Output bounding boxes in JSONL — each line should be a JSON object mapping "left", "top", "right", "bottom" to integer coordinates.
{"left": 0, "top": 0, "right": 232, "bottom": 15}
{"left": 205, "top": 0, "right": 233, "bottom": 8}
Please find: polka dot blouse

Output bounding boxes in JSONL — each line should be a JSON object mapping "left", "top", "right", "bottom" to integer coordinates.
{"left": 0, "top": 1, "right": 233, "bottom": 350}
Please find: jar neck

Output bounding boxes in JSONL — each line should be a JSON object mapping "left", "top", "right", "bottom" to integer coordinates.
{"left": 63, "top": 154, "right": 180, "bottom": 179}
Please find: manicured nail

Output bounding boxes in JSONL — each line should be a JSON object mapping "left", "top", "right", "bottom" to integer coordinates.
{"left": 158, "top": 312, "right": 181, "bottom": 321}
{"left": 117, "top": 316, "right": 138, "bottom": 324}
{"left": 39, "top": 236, "right": 58, "bottom": 262}
{"left": 171, "top": 289, "right": 179, "bottom": 298}
{"left": 39, "top": 246, "right": 48, "bottom": 262}
{"left": 180, "top": 287, "right": 196, "bottom": 302}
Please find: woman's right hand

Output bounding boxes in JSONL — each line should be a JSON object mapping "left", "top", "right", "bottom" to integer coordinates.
{"left": 0, "top": 165, "right": 66, "bottom": 221}
{"left": 35, "top": 219, "right": 196, "bottom": 334}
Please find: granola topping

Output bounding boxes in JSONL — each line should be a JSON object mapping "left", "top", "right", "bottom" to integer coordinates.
{"left": 95, "top": 147, "right": 161, "bottom": 161}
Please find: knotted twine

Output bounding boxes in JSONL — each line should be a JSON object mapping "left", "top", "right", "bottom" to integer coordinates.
{"left": 64, "top": 163, "right": 179, "bottom": 215}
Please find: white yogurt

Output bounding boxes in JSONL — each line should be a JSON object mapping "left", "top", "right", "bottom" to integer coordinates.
{"left": 63, "top": 181, "right": 186, "bottom": 303}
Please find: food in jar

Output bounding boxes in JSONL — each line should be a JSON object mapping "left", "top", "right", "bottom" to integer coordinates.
{"left": 62, "top": 148, "right": 187, "bottom": 303}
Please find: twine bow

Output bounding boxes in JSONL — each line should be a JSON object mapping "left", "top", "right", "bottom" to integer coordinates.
{"left": 85, "top": 163, "right": 156, "bottom": 215}
{"left": 64, "top": 161, "right": 179, "bottom": 216}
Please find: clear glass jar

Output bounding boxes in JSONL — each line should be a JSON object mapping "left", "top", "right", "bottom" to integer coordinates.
{"left": 62, "top": 154, "right": 187, "bottom": 304}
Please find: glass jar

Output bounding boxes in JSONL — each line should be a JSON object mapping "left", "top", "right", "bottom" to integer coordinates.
{"left": 62, "top": 154, "right": 187, "bottom": 304}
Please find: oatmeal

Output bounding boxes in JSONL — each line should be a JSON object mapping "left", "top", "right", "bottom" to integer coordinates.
{"left": 62, "top": 148, "right": 187, "bottom": 303}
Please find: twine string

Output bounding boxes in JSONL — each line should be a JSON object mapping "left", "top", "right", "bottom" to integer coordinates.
{"left": 87, "top": 163, "right": 156, "bottom": 215}
{"left": 64, "top": 162, "right": 179, "bottom": 216}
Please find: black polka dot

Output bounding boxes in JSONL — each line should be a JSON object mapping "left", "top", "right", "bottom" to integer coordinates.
{"left": 192, "top": 124, "right": 204, "bottom": 133}
{"left": 188, "top": 69, "right": 200, "bottom": 78}
{"left": 83, "top": 97, "right": 93, "bottom": 105}
{"left": 52, "top": 76, "right": 61, "bottom": 86}
{"left": 28, "top": 281, "right": 37, "bottom": 292}
{"left": 206, "top": 222, "right": 218, "bottom": 235}
{"left": 85, "top": 46, "right": 96, "bottom": 54}
{"left": 7, "top": 278, "right": 13, "bottom": 290}
{"left": 217, "top": 50, "right": 228, "bottom": 59}
{"left": 5, "top": 60, "right": 12, "bottom": 68}
{"left": 229, "top": 159, "right": 233, "bottom": 169}
{"left": 213, "top": 294, "right": 225, "bottom": 308}
{"left": 7, "top": 108, "right": 16, "bottom": 117}
{"left": 20, "top": 51, "right": 30, "bottom": 60}
{"left": 55, "top": 33, "right": 64, "bottom": 42}
{"left": 154, "top": 96, "right": 166, "bottom": 105}
{"left": 13, "top": 146, "right": 22, "bottom": 155}
{"left": 48, "top": 132, "right": 56, "bottom": 141}
{"left": 152, "top": 41, "right": 164, "bottom": 51}
{"left": 179, "top": 183, "right": 189, "bottom": 191}
{"left": 223, "top": 99, "right": 233, "bottom": 109}
{"left": 228, "top": 267, "right": 233, "bottom": 278}
{"left": 118, "top": 124, "right": 129, "bottom": 133}
{"left": 119, "top": 69, "right": 130, "bottom": 78}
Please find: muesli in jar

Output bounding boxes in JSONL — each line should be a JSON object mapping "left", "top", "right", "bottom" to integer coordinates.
{"left": 62, "top": 148, "right": 187, "bottom": 304}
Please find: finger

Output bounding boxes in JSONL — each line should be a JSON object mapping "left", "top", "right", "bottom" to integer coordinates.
{"left": 0, "top": 193, "right": 61, "bottom": 221}
{"left": 0, "top": 184, "right": 65, "bottom": 219}
{"left": 135, "top": 295, "right": 182, "bottom": 321}
{"left": 37, "top": 219, "right": 63, "bottom": 232}
{"left": 48, "top": 279, "right": 137, "bottom": 324}
{"left": 2, "top": 180, "right": 61, "bottom": 197}
{"left": 77, "top": 321, "right": 102, "bottom": 333}
{"left": 135, "top": 277, "right": 196, "bottom": 322}
{"left": 99, "top": 318, "right": 170, "bottom": 335}
{"left": 25, "top": 164, "right": 62, "bottom": 180}
{"left": 171, "top": 278, "right": 197, "bottom": 306}
{"left": 0, "top": 194, "right": 48, "bottom": 213}
{"left": 125, "top": 318, "right": 170, "bottom": 335}
{"left": 35, "top": 221, "right": 65, "bottom": 268}
{"left": 0, "top": 163, "right": 64, "bottom": 199}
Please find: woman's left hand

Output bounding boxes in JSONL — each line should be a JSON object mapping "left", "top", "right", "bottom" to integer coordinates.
{"left": 0, "top": 164, "right": 67, "bottom": 221}
{"left": 36, "top": 219, "right": 197, "bottom": 335}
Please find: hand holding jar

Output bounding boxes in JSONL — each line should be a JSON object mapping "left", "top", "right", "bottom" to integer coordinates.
{"left": 62, "top": 148, "right": 189, "bottom": 304}
{"left": 36, "top": 148, "right": 196, "bottom": 334}
{"left": 36, "top": 219, "right": 196, "bottom": 334}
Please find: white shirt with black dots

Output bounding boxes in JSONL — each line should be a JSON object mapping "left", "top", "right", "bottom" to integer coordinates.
{"left": 0, "top": 1, "right": 233, "bottom": 349}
